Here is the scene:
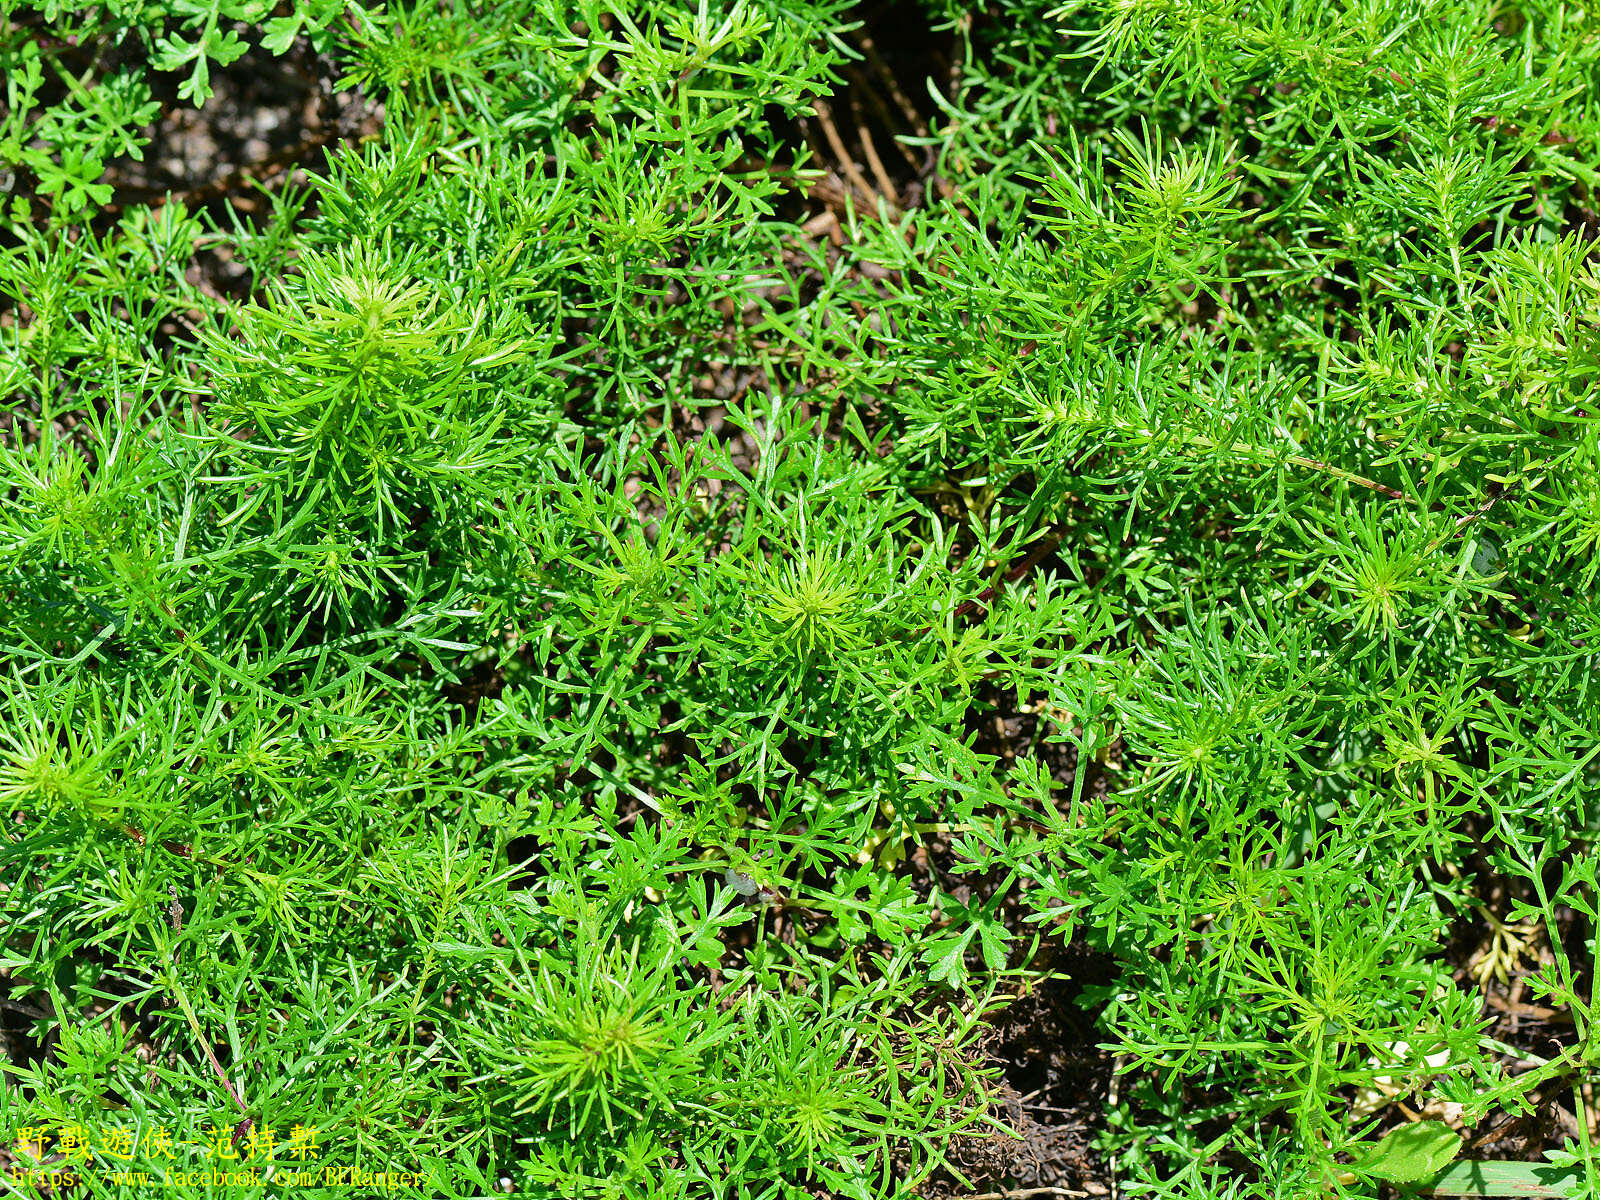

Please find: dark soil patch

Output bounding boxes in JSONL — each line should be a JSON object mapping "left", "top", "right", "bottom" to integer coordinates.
{"left": 923, "top": 944, "right": 1118, "bottom": 1197}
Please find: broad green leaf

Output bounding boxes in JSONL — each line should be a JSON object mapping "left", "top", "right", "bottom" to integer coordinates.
{"left": 1352, "top": 1120, "right": 1463, "bottom": 1184}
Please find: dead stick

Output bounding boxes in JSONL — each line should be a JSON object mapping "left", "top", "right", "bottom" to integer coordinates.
{"left": 844, "top": 63, "right": 924, "bottom": 172}
{"left": 856, "top": 30, "right": 933, "bottom": 139}
{"left": 850, "top": 89, "right": 901, "bottom": 209}
{"left": 812, "top": 99, "right": 880, "bottom": 211}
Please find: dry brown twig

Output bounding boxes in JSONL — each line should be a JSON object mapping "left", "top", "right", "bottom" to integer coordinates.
{"left": 810, "top": 98, "right": 882, "bottom": 212}
{"left": 849, "top": 87, "right": 901, "bottom": 208}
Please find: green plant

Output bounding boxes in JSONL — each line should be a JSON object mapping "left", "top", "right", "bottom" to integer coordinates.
{"left": 3, "top": 0, "right": 1600, "bottom": 1194}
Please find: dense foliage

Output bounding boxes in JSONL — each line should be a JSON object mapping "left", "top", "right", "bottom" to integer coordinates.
{"left": 2, "top": 0, "right": 1599, "bottom": 1196}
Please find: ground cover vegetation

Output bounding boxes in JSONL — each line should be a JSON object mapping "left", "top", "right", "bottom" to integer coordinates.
{"left": 1, "top": 0, "right": 1598, "bottom": 1195}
